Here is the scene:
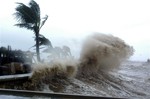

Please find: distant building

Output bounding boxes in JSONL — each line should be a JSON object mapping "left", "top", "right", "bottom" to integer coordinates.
{"left": 0, "top": 46, "right": 32, "bottom": 65}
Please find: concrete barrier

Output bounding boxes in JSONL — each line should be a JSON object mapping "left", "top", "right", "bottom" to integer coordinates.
{"left": 0, "top": 88, "right": 125, "bottom": 99}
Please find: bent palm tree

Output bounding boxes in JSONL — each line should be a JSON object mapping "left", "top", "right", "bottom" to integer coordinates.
{"left": 14, "top": 0, "right": 48, "bottom": 62}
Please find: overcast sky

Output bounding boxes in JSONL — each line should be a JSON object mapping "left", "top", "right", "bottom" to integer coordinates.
{"left": 0, "top": 0, "right": 150, "bottom": 61}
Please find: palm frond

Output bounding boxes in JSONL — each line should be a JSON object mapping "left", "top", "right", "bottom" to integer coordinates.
{"left": 40, "top": 15, "right": 48, "bottom": 29}
{"left": 32, "top": 34, "right": 53, "bottom": 48}
{"left": 14, "top": 23, "right": 34, "bottom": 30}
{"left": 29, "top": 0, "right": 41, "bottom": 24}
{"left": 15, "top": 2, "right": 35, "bottom": 23}
{"left": 39, "top": 34, "right": 52, "bottom": 47}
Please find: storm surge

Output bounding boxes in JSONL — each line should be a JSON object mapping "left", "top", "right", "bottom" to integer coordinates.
{"left": 78, "top": 33, "right": 134, "bottom": 76}
{"left": 25, "top": 33, "right": 134, "bottom": 91}
{"left": 31, "top": 33, "right": 134, "bottom": 79}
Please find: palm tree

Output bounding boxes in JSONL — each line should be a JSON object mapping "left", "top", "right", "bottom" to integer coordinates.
{"left": 14, "top": 0, "right": 48, "bottom": 62}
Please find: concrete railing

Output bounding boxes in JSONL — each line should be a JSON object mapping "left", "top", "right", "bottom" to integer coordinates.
{"left": 0, "top": 88, "right": 125, "bottom": 99}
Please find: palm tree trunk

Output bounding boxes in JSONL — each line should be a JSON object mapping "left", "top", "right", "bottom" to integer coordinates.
{"left": 36, "top": 33, "right": 41, "bottom": 62}
{"left": 35, "top": 28, "right": 41, "bottom": 62}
